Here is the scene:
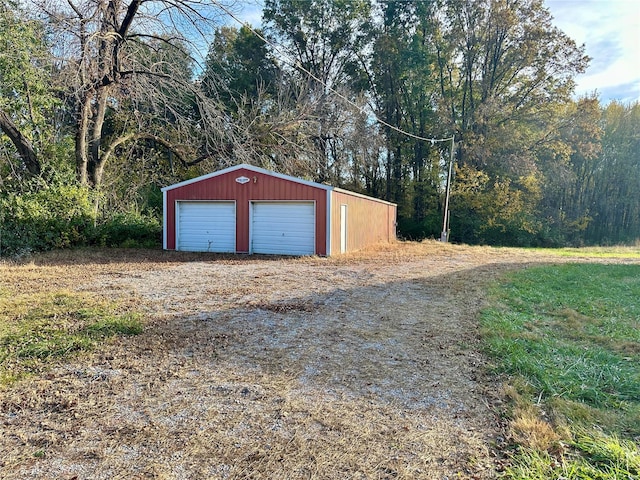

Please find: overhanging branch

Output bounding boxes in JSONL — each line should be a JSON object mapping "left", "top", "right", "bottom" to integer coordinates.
{"left": 101, "top": 132, "right": 188, "bottom": 167}
{"left": 0, "top": 108, "right": 41, "bottom": 176}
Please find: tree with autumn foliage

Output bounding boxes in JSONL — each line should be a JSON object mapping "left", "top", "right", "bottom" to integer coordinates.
{"left": 2, "top": 0, "right": 640, "bottom": 254}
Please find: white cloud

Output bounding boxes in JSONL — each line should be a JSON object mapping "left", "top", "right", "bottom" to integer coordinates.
{"left": 235, "top": 2, "right": 263, "bottom": 27}
{"left": 546, "top": 0, "right": 640, "bottom": 103}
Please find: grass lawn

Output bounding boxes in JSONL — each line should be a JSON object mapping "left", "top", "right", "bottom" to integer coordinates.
{"left": 0, "top": 286, "right": 142, "bottom": 386}
{"left": 529, "top": 246, "right": 640, "bottom": 260}
{"left": 482, "top": 263, "right": 640, "bottom": 479}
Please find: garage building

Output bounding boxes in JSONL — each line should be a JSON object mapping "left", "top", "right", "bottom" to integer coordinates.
{"left": 162, "top": 164, "right": 396, "bottom": 256}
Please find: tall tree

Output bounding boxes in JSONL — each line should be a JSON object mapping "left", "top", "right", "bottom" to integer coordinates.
{"left": 553, "top": 97, "right": 602, "bottom": 243}
{"left": 428, "top": 0, "right": 590, "bottom": 243}
{"left": 0, "top": 2, "right": 56, "bottom": 177}
{"left": 200, "top": 25, "right": 327, "bottom": 177}
{"left": 586, "top": 101, "right": 640, "bottom": 244}
{"left": 263, "top": 0, "right": 372, "bottom": 183}
{"left": 435, "top": 0, "right": 589, "bottom": 175}
{"left": 30, "top": 0, "right": 237, "bottom": 188}
{"left": 368, "top": 0, "right": 441, "bottom": 214}
{"left": 202, "top": 25, "right": 278, "bottom": 112}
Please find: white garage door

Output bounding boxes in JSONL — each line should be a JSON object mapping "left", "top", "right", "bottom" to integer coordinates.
{"left": 177, "top": 201, "right": 236, "bottom": 252}
{"left": 251, "top": 202, "right": 315, "bottom": 255}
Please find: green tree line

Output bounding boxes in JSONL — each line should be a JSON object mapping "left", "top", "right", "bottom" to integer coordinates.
{"left": 1, "top": 0, "right": 639, "bottom": 255}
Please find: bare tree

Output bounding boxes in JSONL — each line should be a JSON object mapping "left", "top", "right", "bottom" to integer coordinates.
{"left": 38, "top": 0, "right": 239, "bottom": 187}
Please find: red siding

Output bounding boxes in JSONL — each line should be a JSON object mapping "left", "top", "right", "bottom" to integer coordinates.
{"left": 165, "top": 168, "right": 328, "bottom": 255}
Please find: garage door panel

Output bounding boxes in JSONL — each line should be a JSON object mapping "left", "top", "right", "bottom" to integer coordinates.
{"left": 252, "top": 202, "right": 315, "bottom": 255}
{"left": 254, "top": 218, "right": 314, "bottom": 227}
{"left": 177, "top": 202, "right": 236, "bottom": 252}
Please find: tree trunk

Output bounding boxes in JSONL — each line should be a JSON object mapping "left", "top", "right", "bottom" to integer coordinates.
{"left": 0, "top": 108, "right": 41, "bottom": 176}
{"left": 88, "top": 85, "right": 111, "bottom": 187}
{"left": 76, "top": 91, "right": 92, "bottom": 185}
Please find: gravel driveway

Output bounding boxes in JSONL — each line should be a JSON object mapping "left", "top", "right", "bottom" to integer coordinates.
{"left": 1, "top": 243, "right": 556, "bottom": 479}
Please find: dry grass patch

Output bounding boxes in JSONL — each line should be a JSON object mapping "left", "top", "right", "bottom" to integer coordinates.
{"left": 251, "top": 300, "right": 318, "bottom": 313}
{"left": 510, "top": 412, "right": 563, "bottom": 453}
{"left": 1, "top": 364, "right": 490, "bottom": 478}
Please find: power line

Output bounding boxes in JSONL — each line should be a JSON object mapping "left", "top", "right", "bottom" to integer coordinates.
{"left": 212, "top": 0, "right": 455, "bottom": 144}
{"left": 213, "top": 1, "right": 457, "bottom": 242}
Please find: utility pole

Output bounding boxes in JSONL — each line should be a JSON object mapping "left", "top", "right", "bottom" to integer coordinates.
{"left": 440, "top": 136, "right": 455, "bottom": 242}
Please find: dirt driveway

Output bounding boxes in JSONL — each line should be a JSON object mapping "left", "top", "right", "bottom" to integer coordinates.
{"left": 1, "top": 243, "right": 562, "bottom": 479}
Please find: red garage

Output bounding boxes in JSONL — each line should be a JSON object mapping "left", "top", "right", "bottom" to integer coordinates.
{"left": 162, "top": 164, "right": 396, "bottom": 256}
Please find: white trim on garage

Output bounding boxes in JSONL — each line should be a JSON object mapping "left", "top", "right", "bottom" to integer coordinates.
{"left": 162, "top": 164, "right": 333, "bottom": 193}
{"left": 333, "top": 187, "right": 396, "bottom": 206}
{"left": 326, "top": 189, "right": 332, "bottom": 256}
{"left": 340, "top": 204, "right": 348, "bottom": 254}
{"left": 162, "top": 189, "right": 168, "bottom": 250}
{"left": 176, "top": 201, "right": 236, "bottom": 252}
{"left": 250, "top": 201, "right": 315, "bottom": 255}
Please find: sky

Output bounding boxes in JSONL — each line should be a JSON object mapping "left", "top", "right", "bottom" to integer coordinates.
{"left": 233, "top": 0, "right": 640, "bottom": 105}
{"left": 545, "top": 0, "right": 640, "bottom": 104}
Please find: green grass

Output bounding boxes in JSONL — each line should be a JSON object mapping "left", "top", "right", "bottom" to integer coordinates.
{"left": 0, "top": 290, "right": 142, "bottom": 385}
{"left": 527, "top": 246, "right": 640, "bottom": 259}
{"left": 481, "top": 264, "right": 640, "bottom": 479}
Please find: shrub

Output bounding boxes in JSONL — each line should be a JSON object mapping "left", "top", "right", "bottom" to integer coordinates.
{"left": 397, "top": 212, "right": 442, "bottom": 241}
{"left": 92, "top": 210, "right": 162, "bottom": 248}
{"left": 0, "top": 183, "right": 95, "bottom": 257}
